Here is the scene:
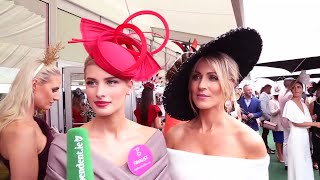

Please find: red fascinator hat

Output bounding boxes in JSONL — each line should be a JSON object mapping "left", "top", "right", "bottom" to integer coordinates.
{"left": 143, "top": 82, "right": 155, "bottom": 91}
{"left": 69, "top": 10, "right": 170, "bottom": 81}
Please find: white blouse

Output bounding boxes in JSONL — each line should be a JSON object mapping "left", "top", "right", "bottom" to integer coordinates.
{"left": 283, "top": 100, "right": 312, "bottom": 125}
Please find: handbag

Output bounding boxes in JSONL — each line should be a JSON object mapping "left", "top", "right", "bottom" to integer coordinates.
{"left": 262, "top": 121, "right": 277, "bottom": 131}
{"left": 243, "top": 118, "right": 255, "bottom": 124}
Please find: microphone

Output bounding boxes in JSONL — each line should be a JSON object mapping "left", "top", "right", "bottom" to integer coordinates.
{"left": 67, "top": 128, "right": 94, "bottom": 180}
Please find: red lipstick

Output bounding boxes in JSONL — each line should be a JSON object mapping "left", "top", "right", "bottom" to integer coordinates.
{"left": 94, "top": 101, "right": 110, "bottom": 107}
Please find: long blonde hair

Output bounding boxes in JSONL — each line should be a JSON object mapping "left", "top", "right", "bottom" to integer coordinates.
{"left": 189, "top": 52, "right": 240, "bottom": 114}
{"left": 0, "top": 44, "right": 62, "bottom": 132}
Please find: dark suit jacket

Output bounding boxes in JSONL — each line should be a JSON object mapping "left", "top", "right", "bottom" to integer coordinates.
{"left": 238, "top": 96, "right": 263, "bottom": 131}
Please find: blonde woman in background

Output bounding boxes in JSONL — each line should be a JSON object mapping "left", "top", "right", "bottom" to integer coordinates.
{"left": 0, "top": 44, "right": 62, "bottom": 180}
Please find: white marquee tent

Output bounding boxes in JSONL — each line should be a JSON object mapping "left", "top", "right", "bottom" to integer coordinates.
{"left": 1, "top": 0, "right": 320, "bottom": 91}
{"left": 0, "top": 0, "right": 241, "bottom": 86}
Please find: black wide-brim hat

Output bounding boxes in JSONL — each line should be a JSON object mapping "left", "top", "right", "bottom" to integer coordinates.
{"left": 163, "top": 28, "right": 262, "bottom": 121}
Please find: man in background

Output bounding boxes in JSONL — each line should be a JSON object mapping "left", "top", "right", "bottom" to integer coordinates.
{"left": 238, "top": 84, "right": 263, "bottom": 132}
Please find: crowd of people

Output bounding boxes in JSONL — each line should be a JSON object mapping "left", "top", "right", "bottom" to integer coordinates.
{"left": 0, "top": 9, "right": 319, "bottom": 180}
{"left": 227, "top": 78, "right": 320, "bottom": 180}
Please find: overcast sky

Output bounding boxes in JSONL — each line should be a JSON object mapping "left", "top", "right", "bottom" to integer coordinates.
{"left": 244, "top": 0, "right": 320, "bottom": 64}
{"left": 243, "top": 0, "right": 320, "bottom": 81}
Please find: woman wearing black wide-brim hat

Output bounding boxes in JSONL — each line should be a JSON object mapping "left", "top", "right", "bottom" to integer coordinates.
{"left": 163, "top": 28, "right": 269, "bottom": 180}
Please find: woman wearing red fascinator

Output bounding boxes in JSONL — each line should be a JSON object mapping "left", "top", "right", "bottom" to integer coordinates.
{"left": 46, "top": 11, "right": 171, "bottom": 179}
{"left": 134, "top": 82, "right": 164, "bottom": 129}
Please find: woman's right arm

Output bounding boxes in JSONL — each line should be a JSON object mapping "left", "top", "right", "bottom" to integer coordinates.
{"left": 292, "top": 121, "right": 320, "bottom": 128}
{"left": 5, "top": 124, "right": 38, "bottom": 180}
{"left": 154, "top": 116, "right": 164, "bottom": 129}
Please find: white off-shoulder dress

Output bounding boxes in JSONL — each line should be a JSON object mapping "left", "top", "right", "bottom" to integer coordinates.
{"left": 167, "top": 148, "right": 269, "bottom": 180}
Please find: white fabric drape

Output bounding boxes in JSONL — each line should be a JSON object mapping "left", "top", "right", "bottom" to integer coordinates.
{"left": 0, "top": 0, "right": 45, "bottom": 48}
{"left": 0, "top": 0, "right": 45, "bottom": 83}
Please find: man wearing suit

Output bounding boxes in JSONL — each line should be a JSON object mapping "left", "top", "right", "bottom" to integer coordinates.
{"left": 238, "top": 84, "right": 263, "bottom": 132}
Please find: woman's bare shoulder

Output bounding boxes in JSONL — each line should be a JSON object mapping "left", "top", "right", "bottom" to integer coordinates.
{"left": 233, "top": 122, "right": 267, "bottom": 159}
{"left": 130, "top": 120, "right": 156, "bottom": 132}
{"left": 1, "top": 119, "right": 38, "bottom": 158}
{"left": 128, "top": 120, "right": 158, "bottom": 142}
{"left": 165, "top": 121, "right": 188, "bottom": 148}
{"left": 2, "top": 119, "right": 36, "bottom": 140}
{"left": 138, "top": 124, "right": 158, "bottom": 137}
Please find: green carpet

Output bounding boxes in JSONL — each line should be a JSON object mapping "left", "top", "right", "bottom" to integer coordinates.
{"left": 265, "top": 130, "right": 320, "bottom": 180}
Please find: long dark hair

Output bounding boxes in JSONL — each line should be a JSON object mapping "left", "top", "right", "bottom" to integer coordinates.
{"left": 140, "top": 87, "right": 153, "bottom": 125}
{"left": 72, "top": 88, "right": 84, "bottom": 107}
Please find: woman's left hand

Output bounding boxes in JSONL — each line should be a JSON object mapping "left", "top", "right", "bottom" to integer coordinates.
{"left": 312, "top": 114, "right": 318, "bottom": 121}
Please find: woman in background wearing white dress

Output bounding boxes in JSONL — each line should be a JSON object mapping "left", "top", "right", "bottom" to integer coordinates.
{"left": 163, "top": 28, "right": 269, "bottom": 180}
{"left": 283, "top": 81, "right": 320, "bottom": 180}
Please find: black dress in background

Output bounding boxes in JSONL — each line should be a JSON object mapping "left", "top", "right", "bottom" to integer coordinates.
{"left": 311, "top": 98, "right": 320, "bottom": 173}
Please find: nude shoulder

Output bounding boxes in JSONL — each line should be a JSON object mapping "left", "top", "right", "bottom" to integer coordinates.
{"left": 3, "top": 120, "right": 36, "bottom": 140}
{"left": 1, "top": 120, "right": 37, "bottom": 157}
{"left": 129, "top": 121, "right": 158, "bottom": 140}
{"left": 309, "top": 101, "right": 315, "bottom": 106}
{"left": 235, "top": 124, "right": 267, "bottom": 159}
{"left": 138, "top": 124, "right": 157, "bottom": 137}
{"left": 308, "top": 101, "right": 315, "bottom": 110}
{"left": 165, "top": 121, "right": 187, "bottom": 148}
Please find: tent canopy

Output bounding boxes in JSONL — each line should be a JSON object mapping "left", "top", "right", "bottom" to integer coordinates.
{"left": 66, "top": 0, "right": 241, "bottom": 44}
{"left": 257, "top": 74, "right": 320, "bottom": 82}
{"left": 0, "top": 0, "right": 242, "bottom": 84}
{"left": 256, "top": 56, "right": 320, "bottom": 72}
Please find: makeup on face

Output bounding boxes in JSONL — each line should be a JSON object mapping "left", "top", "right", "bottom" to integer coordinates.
{"left": 85, "top": 64, "right": 131, "bottom": 116}
{"left": 34, "top": 75, "right": 61, "bottom": 110}
{"left": 189, "top": 60, "right": 223, "bottom": 109}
